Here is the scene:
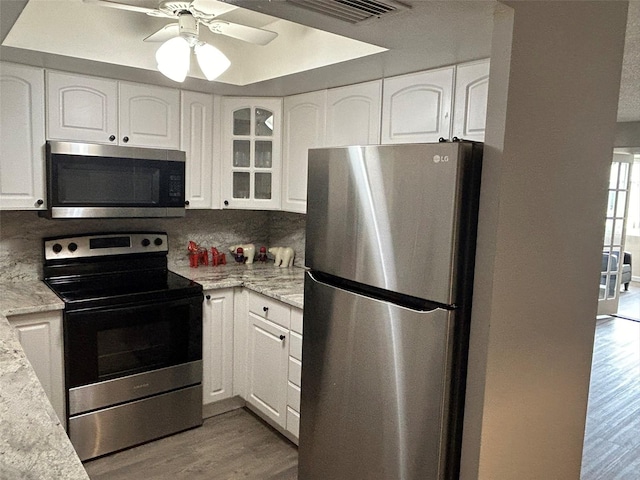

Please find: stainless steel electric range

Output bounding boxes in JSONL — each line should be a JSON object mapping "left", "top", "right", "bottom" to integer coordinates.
{"left": 43, "top": 232, "right": 203, "bottom": 461}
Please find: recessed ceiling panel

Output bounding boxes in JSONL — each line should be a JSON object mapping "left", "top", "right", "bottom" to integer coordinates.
{"left": 2, "top": 0, "right": 387, "bottom": 85}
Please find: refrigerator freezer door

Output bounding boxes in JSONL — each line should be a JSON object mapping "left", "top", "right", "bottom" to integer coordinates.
{"left": 305, "top": 142, "right": 481, "bottom": 305}
{"left": 298, "top": 272, "right": 454, "bottom": 480}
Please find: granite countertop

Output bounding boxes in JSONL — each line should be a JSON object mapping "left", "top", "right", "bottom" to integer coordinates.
{"left": 172, "top": 262, "right": 306, "bottom": 309}
{"left": 0, "top": 316, "right": 88, "bottom": 479}
{"left": 0, "top": 280, "right": 65, "bottom": 317}
{"left": 0, "top": 281, "right": 87, "bottom": 479}
{"left": 0, "top": 264, "right": 304, "bottom": 479}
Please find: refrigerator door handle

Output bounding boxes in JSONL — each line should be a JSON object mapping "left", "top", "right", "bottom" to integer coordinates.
{"left": 308, "top": 270, "right": 454, "bottom": 312}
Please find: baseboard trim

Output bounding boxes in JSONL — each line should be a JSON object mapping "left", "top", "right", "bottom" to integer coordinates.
{"left": 203, "top": 396, "right": 246, "bottom": 419}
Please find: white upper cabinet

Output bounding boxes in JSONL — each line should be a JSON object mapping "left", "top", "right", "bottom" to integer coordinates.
{"left": 181, "top": 91, "right": 217, "bottom": 209}
{"left": 282, "top": 90, "right": 327, "bottom": 214}
{"left": 326, "top": 80, "right": 382, "bottom": 146}
{"left": 381, "top": 66, "right": 454, "bottom": 144}
{"left": 46, "top": 71, "right": 118, "bottom": 145}
{"left": 221, "top": 97, "right": 282, "bottom": 210}
{"left": 46, "top": 72, "right": 180, "bottom": 148}
{"left": 0, "top": 63, "right": 46, "bottom": 210}
{"left": 118, "top": 82, "right": 180, "bottom": 148}
{"left": 452, "top": 59, "right": 490, "bottom": 142}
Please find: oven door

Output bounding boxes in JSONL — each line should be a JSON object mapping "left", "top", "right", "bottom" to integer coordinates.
{"left": 65, "top": 294, "right": 202, "bottom": 415}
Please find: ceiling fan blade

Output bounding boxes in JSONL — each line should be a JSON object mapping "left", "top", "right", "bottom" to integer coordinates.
{"left": 205, "top": 20, "right": 278, "bottom": 46}
{"left": 83, "top": 0, "right": 161, "bottom": 15}
{"left": 190, "top": 0, "right": 239, "bottom": 18}
{"left": 143, "top": 23, "right": 180, "bottom": 42}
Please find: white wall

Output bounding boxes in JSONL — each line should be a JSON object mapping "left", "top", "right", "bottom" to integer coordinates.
{"left": 461, "top": 2, "right": 629, "bottom": 479}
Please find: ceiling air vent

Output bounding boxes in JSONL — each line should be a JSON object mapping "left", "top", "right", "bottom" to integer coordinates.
{"left": 287, "top": 0, "right": 410, "bottom": 24}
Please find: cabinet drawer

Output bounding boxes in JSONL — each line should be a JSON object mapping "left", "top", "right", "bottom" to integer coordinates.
{"left": 288, "top": 356, "right": 301, "bottom": 387}
{"left": 289, "top": 331, "right": 302, "bottom": 361}
{"left": 287, "top": 406, "right": 300, "bottom": 438}
{"left": 287, "top": 381, "right": 300, "bottom": 412}
{"left": 249, "top": 293, "right": 290, "bottom": 329}
{"left": 291, "top": 307, "right": 303, "bottom": 334}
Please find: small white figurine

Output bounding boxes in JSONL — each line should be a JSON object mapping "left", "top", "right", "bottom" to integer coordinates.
{"left": 269, "top": 246, "right": 295, "bottom": 267}
{"left": 230, "top": 244, "right": 256, "bottom": 264}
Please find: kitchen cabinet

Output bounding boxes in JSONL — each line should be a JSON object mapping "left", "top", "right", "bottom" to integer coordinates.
{"left": 326, "top": 80, "right": 382, "bottom": 146}
{"left": 7, "top": 310, "right": 65, "bottom": 425}
{"left": 0, "top": 62, "right": 46, "bottom": 210}
{"left": 286, "top": 307, "right": 303, "bottom": 441}
{"left": 452, "top": 59, "right": 490, "bottom": 142}
{"left": 181, "top": 91, "right": 218, "bottom": 209}
{"left": 202, "top": 289, "right": 234, "bottom": 405}
{"left": 245, "top": 292, "right": 290, "bottom": 428}
{"left": 46, "top": 71, "right": 180, "bottom": 148}
{"left": 46, "top": 71, "right": 118, "bottom": 144}
{"left": 221, "top": 97, "right": 282, "bottom": 210}
{"left": 118, "top": 82, "right": 180, "bottom": 148}
{"left": 381, "top": 66, "right": 454, "bottom": 144}
{"left": 282, "top": 90, "right": 327, "bottom": 213}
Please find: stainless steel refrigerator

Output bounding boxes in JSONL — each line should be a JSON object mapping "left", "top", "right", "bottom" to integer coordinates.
{"left": 299, "top": 142, "right": 483, "bottom": 480}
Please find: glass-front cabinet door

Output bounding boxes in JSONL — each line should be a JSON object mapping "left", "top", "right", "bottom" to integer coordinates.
{"left": 222, "top": 98, "right": 282, "bottom": 209}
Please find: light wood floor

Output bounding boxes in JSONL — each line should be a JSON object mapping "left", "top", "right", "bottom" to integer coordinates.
{"left": 615, "top": 280, "right": 640, "bottom": 321}
{"left": 84, "top": 408, "right": 298, "bottom": 480}
{"left": 581, "top": 314, "right": 640, "bottom": 479}
{"left": 84, "top": 288, "right": 640, "bottom": 480}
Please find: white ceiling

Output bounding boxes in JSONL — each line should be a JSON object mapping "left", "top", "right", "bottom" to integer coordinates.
{"left": 1, "top": 0, "right": 638, "bottom": 122}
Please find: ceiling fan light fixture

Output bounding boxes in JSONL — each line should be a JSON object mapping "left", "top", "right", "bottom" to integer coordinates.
{"left": 195, "top": 41, "right": 231, "bottom": 81}
{"left": 156, "top": 35, "right": 190, "bottom": 82}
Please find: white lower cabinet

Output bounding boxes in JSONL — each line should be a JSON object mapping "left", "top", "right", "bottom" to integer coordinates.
{"left": 239, "top": 293, "right": 303, "bottom": 442}
{"left": 7, "top": 310, "right": 65, "bottom": 424}
{"left": 286, "top": 307, "right": 303, "bottom": 440}
{"left": 202, "top": 289, "right": 234, "bottom": 405}
{"left": 246, "top": 308, "right": 290, "bottom": 428}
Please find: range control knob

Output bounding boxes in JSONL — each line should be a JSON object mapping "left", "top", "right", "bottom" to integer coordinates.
{"left": 154, "top": 237, "right": 163, "bottom": 246}
{"left": 68, "top": 242, "right": 78, "bottom": 252}
{"left": 141, "top": 238, "right": 151, "bottom": 247}
{"left": 52, "top": 243, "right": 63, "bottom": 254}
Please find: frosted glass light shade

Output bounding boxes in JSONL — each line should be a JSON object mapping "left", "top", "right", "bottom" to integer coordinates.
{"left": 156, "top": 36, "right": 190, "bottom": 82}
{"left": 195, "top": 42, "right": 231, "bottom": 81}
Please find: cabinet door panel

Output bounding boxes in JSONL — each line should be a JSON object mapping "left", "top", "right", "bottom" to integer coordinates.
{"left": 119, "top": 82, "right": 180, "bottom": 148}
{"left": 282, "top": 91, "right": 326, "bottom": 213}
{"left": 46, "top": 71, "right": 118, "bottom": 144}
{"left": 221, "top": 97, "right": 282, "bottom": 209}
{"left": 181, "top": 91, "right": 215, "bottom": 209}
{"left": 327, "top": 80, "right": 381, "bottom": 147}
{"left": 247, "top": 313, "right": 288, "bottom": 427}
{"left": 0, "top": 63, "right": 46, "bottom": 209}
{"left": 382, "top": 67, "right": 454, "bottom": 144}
{"left": 202, "top": 290, "right": 234, "bottom": 405}
{"left": 453, "top": 59, "right": 490, "bottom": 141}
{"left": 8, "top": 311, "right": 64, "bottom": 423}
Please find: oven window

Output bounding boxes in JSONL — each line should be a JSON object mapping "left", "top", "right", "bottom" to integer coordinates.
{"left": 65, "top": 296, "right": 202, "bottom": 388}
{"left": 97, "top": 320, "right": 171, "bottom": 378}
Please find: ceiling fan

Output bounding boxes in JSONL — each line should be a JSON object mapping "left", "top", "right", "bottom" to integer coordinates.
{"left": 84, "top": 0, "right": 279, "bottom": 82}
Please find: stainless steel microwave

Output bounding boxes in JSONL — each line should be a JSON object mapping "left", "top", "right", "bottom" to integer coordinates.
{"left": 45, "top": 141, "right": 186, "bottom": 219}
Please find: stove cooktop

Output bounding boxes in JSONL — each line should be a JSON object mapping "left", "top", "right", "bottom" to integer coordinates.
{"left": 46, "top": 271, "right": 202, "bottom": 310}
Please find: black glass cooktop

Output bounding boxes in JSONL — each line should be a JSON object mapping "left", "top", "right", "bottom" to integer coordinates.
{"left": 46, "top": 270, "right": 202, "bottom": 310}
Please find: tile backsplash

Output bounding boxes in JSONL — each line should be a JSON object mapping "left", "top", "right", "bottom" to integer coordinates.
{"left": 0, "top": 210, "right": 306, "bottom": 282}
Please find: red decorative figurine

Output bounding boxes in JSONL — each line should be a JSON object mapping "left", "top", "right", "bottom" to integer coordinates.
{"left": 188, "top": 241, "right": 209, "bottom": 268}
